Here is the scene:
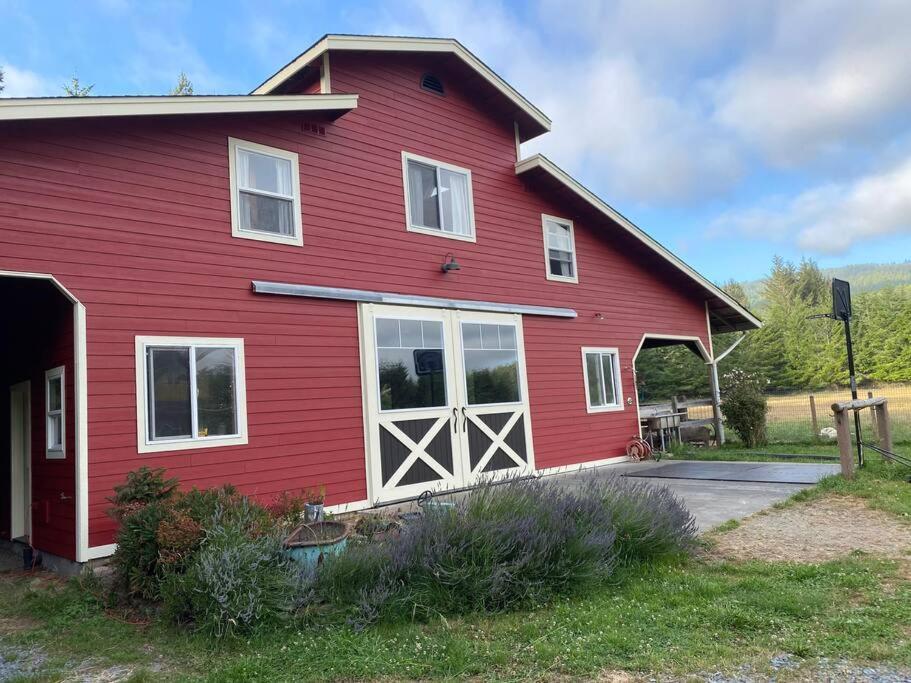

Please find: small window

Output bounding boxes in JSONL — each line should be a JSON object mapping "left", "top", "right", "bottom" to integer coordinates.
{"left": 136, "top": 336, "right": 248, "bottom": 453}
{"left": 229, "top": 137, "right": 302, "bottom": 246}
{"left": 543, "top": 215, "right": 578, "bottom": 283}
{"left": 45, "top": 366, "right": 65, "bottom": 459}
{"left": 582, "top": 348, "right": 623, "bottom": 412}
{"left": 402, "top": 152, "right": 476, "bottom": 241}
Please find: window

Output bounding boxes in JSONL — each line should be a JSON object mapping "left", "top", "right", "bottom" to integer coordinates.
{"left": 375, "top": 317, "right": 447, "bottom": 411}
{"left": 461, "top": 322, "right": 521, "bottom": 405}
{"left": 45, "top": 366, "right": 65, "bottom": 459}
{"left": 543, "top": 215, "right": 578, "bottom": 283}
{"left": 135, "top": 336, "right": 248, "bottom": 453}
{"left": 229, "top": 137, "right": 302, "bottom": 246}
{"left": 581, "top": 347, "right": 623, "bottom": 412}
{"left": 402, "top": 152, "right": 475, "bottom": 241}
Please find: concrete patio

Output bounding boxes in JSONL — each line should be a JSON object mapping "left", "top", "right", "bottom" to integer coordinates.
{"left": 551, "top": 459, "right": 841, "bottom": 531}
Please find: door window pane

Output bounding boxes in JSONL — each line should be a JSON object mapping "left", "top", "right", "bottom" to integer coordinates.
{"left": 462, "top": 323, "right": 520, "bottom": 405}
{"left": 195, "top": 348, "right": 237, "bottom": 438}
{"left": 377, "top": 318, "right": 447, "bottom": 410}
{"left": 147, "top": 347, "right": 192, "bottom": 440}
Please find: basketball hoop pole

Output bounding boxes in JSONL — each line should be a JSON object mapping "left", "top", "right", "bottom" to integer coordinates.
{"left": 843, "top": 315, "right": 863, "bottom": 466}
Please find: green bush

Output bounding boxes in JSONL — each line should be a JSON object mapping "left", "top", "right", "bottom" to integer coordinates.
{"left": 161, "top": 509, "right": 298, "bottom": 639}
{"left": 108, "top": 466, "right": 178, "bottom": 520}
{"left": 720, "top": 369, "right": 768, "bottom": 448}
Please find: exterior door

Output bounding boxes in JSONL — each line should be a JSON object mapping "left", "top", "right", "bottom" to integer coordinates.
{"left": 361, "top": 305, "right": 534, "bottom": 503}
{"left": 9, "top": 381, "right": 31, "bottom": 541}
{"left": 453, "top": 312, "right": 534, "bottom": 485}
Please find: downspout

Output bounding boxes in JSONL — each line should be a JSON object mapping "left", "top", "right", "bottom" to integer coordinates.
{"left": 707, "top": 332, "right": 747, "bottom": 446}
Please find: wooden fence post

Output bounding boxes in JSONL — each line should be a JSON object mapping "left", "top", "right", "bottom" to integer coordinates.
{"left": 868, "top": 391, "right": 879, "bottom": 440}
{"left": 809, "top": 394, "right": 818, "bottom": 439}
{"left": 834, "top": 409, "right": 855, "bottom": 480}
{"left": 876, "top": 401, "right": 893, "bottom": 454}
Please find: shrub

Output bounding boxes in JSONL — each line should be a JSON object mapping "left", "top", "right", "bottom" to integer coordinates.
{"left": 720, "top": 368, "right": 768, "bottom": 447}
{"left": 315, "top": 477, "right": 619, "bottom": 625}
{"left": 108, "top": 466, "right": 178, "bottom": 521}
{"left": 268, "top": 490, "right": 308, "bottom": 531}
{"left": 161, "top": 512, "right": 298, "bottom": 639}
{"left": 111, "top": 499, "right": 170, "bottom": 600}
{"left": 596, "top": 476, "right": 697, "bottom": 564}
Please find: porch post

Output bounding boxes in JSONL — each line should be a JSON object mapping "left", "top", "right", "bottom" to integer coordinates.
{"left": 709, "top": 361, "right": 725, "bottom": 445}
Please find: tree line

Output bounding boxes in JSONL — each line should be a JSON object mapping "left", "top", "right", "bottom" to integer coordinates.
{"left": 0, "top": 65, "right": 193, "bottom": 97}
{"left": 636, "top": 257, "right": 911, "bottom": 401}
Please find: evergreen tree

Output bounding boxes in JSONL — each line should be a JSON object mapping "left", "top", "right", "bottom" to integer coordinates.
{"left": 0, "top": 66, "right": 4, "bottom": 93}
{"left": 170, "top": 72, "right": 193, "bottom": 95}
{"left": 63, "top": 75, "right": 93, "bottom": 96}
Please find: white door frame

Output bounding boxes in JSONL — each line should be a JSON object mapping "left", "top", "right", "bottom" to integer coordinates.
{"left": 359, "top": 303, "right": 535, "bottom": 504}
{"left": 9, "top": 380, "right": 32, "bottom": 541}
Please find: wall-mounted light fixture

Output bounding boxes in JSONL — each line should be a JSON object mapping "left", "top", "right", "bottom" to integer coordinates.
{"left": 441, "top": 253, "right": 461, "bottom": 273}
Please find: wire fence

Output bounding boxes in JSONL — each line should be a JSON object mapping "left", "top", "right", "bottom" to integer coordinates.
{"left": 683, "top": 383, "right": 911, "bottom": 445}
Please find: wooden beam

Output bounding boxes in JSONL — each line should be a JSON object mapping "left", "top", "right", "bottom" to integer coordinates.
{"left": 834, "top": 409, "right": 855, "bottom": 480}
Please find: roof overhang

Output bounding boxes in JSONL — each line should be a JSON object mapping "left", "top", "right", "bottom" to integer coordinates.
{"left": 516, "top": 154, "right": 761, "bottom": 333}
{"left": 0, "top": 93, "right": 358, "bottom": 122}
{"left": 252, "top": 34, "right": 551, "bottom": 143}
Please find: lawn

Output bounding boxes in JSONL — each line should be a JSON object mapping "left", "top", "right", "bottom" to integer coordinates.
{"left": 1, "top": 455, "right": 909, "bottom": 682}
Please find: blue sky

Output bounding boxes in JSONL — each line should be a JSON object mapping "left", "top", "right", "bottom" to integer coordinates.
{"left": 3, "top": 0, "right": 911, "bottom": 283}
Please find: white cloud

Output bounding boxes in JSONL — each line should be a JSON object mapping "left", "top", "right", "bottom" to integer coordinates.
{"left": 708, "top": 156, "right": 911, "bottom": 253}
{"left": 123, "top": 31, "right": 224, "bottom": 94}
{"left": 0, "top": 63, "right": 58, "bottom": 97}
{"left": 712, "top": 0, "right": 911, "bottom": 165}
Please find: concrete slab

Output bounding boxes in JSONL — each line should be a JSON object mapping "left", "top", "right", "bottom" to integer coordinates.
{"left": 549, "top": 459, "right": 839, "bottom": 532}
{"left": 619, "top": 460, "right": 840, "bottom": 485}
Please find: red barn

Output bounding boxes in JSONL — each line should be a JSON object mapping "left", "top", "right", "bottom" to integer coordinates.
{"left": 0, "top": 35, "right": 759, "bottom": 568}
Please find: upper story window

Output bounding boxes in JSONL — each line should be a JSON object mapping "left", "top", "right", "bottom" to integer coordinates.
{"left": 402, "top": 152, "right": 476, "bottom": 242}
{"left": 582, "top": 347, "right": 623, "bottom": 413}
{"left": 543, "top": 215, "right": 578, "bottom": 283}
{"left": 229, "top": 137, "right": 303, "bottom": 246}
{"left": 135, "top": 336, "right": 248, "bottom": 453}
{"left": 45, "top": 366, "right": 65, "bottom": 459}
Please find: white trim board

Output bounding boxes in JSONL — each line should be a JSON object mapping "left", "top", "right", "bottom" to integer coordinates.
{"left": 252, "top": 34, "right": 551, "bottom": 140}
{"left": 0, "top": 94, "right": 358, "bottom": 122}
{"left": 516, "top": 154, "right": 762, "bottom": 332}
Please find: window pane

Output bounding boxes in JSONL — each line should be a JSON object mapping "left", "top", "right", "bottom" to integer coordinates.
{"left": 585, "top": 352, "right": 604, "bottom": 407}
{"left": 376, "top": 318, "right": 400, "bottom": 348}
{"left": 497, "top": 325, "right": 516, "bottom": 350}
{"left": 407, "top": 161, "right": 440, "bottom": 229}
{"left": 549, "top": 250, "right": 574, "bottom": 277}
{"left": 601, "top": 354, "right": 616, "bottom": 405}
{"left": 546, "top": 221, "right": 572, "bottom": 251}
{"left": 148, "top": 347, "right": 192, "bottom": 440}
{"left": 439, "top": 168, "right": 471, "bottom": 235}
{"left": 237, "top": 148, "right": 292, "bottom": 196}
{"left": 377, "top": 318, "right": 446, "bottom": 410}
{"left": 48, "top": 377, "right": 62, "bottom": 412}
{"left": 239, "top": 192, "right": 294, "bottom": 236}
{"left": 463, "top": 324, "right": 519, "bottom": 404}
{"left": 48, "top": 414, "right": 62, "bottom": 449}
{"left": 196, "top": 348, "right": 237, "bottom": 438}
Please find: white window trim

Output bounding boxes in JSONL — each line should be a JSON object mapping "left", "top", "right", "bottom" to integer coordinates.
{"left": 135, "top": 336, "right": 248, "bottom": 454}
{"left": 401, "top": 151, "right": 477, "bottom": 243}
{"left": 228, "top": 137, "right": 303, "bottom": 247}
{"left": 45, "top": 365, "right": 65, "bottom": 459}
{"left": 542, "top": 214, "right": 578, "bottom": 284}
{"left": 581, "top": 347, "right": 624, "bottom": 413}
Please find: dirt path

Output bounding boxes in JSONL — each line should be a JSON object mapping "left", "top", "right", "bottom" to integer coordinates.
{"left": 710, "top": 494, "right": 911, "bottom": 563}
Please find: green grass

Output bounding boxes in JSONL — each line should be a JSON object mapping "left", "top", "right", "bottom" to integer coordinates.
{"left": 1, "top": 455, "right": 909, "bottom": 681}
{"left": 1, "top": 556, "right": 909, "bottom": 681}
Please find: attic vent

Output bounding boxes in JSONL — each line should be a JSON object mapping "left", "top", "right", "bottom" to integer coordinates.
{"left": 420, "top": 73, "right": 445, "bottom": 96}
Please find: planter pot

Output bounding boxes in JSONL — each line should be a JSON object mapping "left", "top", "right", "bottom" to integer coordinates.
{"left": 284, "top": 521, "right": 348, "bottom": 569}
{"left": 304, "top": 502, "right": 324, "bottom": 523}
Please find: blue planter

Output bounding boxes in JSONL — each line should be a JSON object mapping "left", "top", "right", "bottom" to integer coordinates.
{"left": 284, "top": 521, "right": 348, "bottom": 569}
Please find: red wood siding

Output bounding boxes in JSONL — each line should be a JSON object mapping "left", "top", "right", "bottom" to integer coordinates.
{"left": 0, "top": 51, "right": 710, "bottom": 551}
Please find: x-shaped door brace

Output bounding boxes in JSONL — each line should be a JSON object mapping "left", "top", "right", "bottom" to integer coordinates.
{"left": 467, "top": 410, "right": 526, "bottom": 474}
{"left": 382, "top": 416, "right": 454, "bottom": 489}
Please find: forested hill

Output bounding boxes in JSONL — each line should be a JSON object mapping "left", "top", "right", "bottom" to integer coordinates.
{"left": 741, "top": 261, "right": 911, "bottom": 310}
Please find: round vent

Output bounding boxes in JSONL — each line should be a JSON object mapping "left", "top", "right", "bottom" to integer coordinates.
{"left": 420, "top": 73, "right": 445, "bottom": 96}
